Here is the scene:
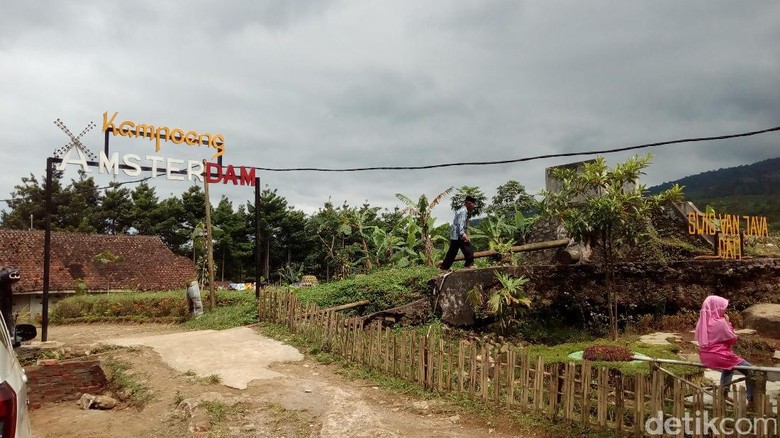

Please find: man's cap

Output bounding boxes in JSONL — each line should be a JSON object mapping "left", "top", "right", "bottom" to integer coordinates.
{"left": 465, "top": 196, "right": 477, "bottom": 203}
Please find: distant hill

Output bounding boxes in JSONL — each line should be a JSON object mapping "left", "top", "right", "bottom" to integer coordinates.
{"left": 648, "top": 157, "right": 780, "bottom": 233}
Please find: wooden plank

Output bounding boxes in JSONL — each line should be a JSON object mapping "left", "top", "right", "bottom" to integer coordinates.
{"left": 581, "top": 363, "right": 592, "bottom": 425}
{"left": 597, "top": 367, "right": 608, "bottom": 429}
{"left": 426, "top": 336, "right": 435, "bottom": 389}
{"left": 506, "top": 348, "right": 515, "bottom": 408}
{"left": 533, "top": 356, "right": 544, "bottom": 414}
{"left": 481, "top": 345, "right": 489, "bottom": 402}
{"left": 673, "top": 378, "right": 683, "bottom": 438}
{"left": 520, "top": 351, "right": 530, "bottom": 413}
{"left": 548, "top": 364, "right": 559, "bottom": 419}
{"left": 469, "top": 344, "right": 477, "bottom": 399}
{"left": 409, "top": 332, "right": 416, "bottom": 382}
{"left": 400, "top": 331, "right": 406, "bottom": 378}
{"left": 437, "top": 338, "right": 445, "bottom": 392}
{"left": 493, "top": 349, "right": 501, "bottom": 405}
{"left": 565, "top": 362, "right": 575, "bottom": 420}
{"left": 447, "top": 342, "right": 454, "bottom": 392}
{"left": 615, "top": 374, "right": 624, "bottom": 437}
{"left": 419, "top": 334, "right": 426, "bottom": 386}
{"left": 458, "top": 341, "right": 465, "bottom": 393}
{"left": 634, "top": 376, "right": 645, "bottom": 438}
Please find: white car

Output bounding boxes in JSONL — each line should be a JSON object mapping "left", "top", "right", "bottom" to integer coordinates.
{"left": 0, "top": 314, "right": 35, "bottom": 437}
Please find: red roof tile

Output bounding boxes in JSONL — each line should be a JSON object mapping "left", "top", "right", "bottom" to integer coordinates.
{"left": 0, "top": 230, "right": 195, "bottom": 292}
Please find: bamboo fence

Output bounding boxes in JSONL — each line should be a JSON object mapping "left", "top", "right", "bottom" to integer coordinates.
{"left": 259, "top": 290, "right": 780, "bottom": 437}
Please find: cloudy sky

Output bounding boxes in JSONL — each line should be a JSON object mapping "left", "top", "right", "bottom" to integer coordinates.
{"left": 1, "top": 1, "right": 778, "bottom": 223}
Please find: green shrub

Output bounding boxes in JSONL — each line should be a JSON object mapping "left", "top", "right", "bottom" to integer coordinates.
{"left": 49, "top": 290, "right": 254, "bottom": 324}
{"left": 293, "top": 266, "right": 439, "bottom": 314}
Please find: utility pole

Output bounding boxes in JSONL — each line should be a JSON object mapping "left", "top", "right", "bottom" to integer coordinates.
{"left": 202, "top": 160, "right": 217, "bottom": 310}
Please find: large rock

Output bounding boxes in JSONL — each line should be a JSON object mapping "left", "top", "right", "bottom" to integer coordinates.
{"left": 743, "top": 304, "right": 780, "bottom": 338}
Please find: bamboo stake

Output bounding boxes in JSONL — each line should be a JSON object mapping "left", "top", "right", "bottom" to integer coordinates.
{"left": 533, "top": 356, "right": 544, "bottom": 414}
{"left": 581, "top": 363, "right": 592, "bottom": 425}
{"left": 634, "top": 376, "right": 645, "bottom": 438}
{"left": 437, "top": 338, "right": 445, "bottom": 392}
{"left": 507, "top": 348, "right": 515, "bottom": 408}
{"left": 615, "top": 374, "right": 624, "bottom": 436}
{"left": 520, "top": 351, "right": 530, "bottom": 413}
{"left": 493, "top": 349, "right": 501, "bottom": 405}
{"left": 480, "top": 345, "right": 488, "bottom": 402}
{"left": 597, "top": 367, "right": 608, "bottom": 428}
{"left": 469, "top": 344, "right": 477, "bottom": 399}
{"left": 458, "top": 341, "right": 465, "bottom": 393}
{"left": 548, "top": 364, "right": 558, "bottom": 419}
{"left": 447, "top": 342, "right": 454, "bottom": 392}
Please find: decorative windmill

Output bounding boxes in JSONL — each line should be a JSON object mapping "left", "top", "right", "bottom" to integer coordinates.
{"left": 52, "top": 119, "right": 96, "bottom": 178}
{"left": 53, "top": 119, "right": 97, "bottom": 160}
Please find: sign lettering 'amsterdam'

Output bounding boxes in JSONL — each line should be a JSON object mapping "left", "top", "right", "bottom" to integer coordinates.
{"left": 56, "top": 112, "right": 256, "bottom": 186}
{"left": 687, "top": 212, "right": 770, "bottom": 259}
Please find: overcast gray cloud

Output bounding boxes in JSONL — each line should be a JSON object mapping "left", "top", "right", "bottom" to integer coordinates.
{"left": 1, "top": 0, "right": 778, "bottom": 223}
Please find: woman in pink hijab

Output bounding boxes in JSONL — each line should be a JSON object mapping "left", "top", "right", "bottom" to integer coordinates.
{"left": 694, "top": 295, "right": 753, "bottom": 401}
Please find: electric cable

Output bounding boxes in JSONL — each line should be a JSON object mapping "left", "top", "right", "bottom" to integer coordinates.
{"left": 250, "top": 125, "right": 780, "bottom": 172}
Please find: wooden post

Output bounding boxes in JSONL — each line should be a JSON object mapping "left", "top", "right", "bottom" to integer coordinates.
{"left": 437, "top": 338, "right": 445, "bottom": 392}
{"left": 458, "top": 341, "right": 465, "bottom": 393}
{"left": 480, "top": 345, "right": 488, "bottom": 402}
{"left": 581, "top": 363, "right": 592, "bottom": 425}
{"left": 447, "top": 342, "right": 454, "bottom": 392}
{"left": 520, "top": 351, "right": 530, "bottom": 413}
{"left": 548, "top": 364, "right": 559, "bottom": 419}
{"left": 634, "top": 376, "right": 645, "bottom": 437}
{"left": 506, "top": 348, "right": 515, "bottom": 408}
{"left": 202, "top": 160, "right": 217, "bottom": 310}
{"left": 615, "top": 374, "right": 624, "bottom": 436}
{"left": 533, "top": 356, "right": 544, "bottom": 413}
{"left": 469, "top": 344, "right": 477, "bottom": 399}
{"left": 597, "top": 367, "right": 608, "bottom": 428}
{"left": 493, "top": 349, "right": 501, "bottom": 405}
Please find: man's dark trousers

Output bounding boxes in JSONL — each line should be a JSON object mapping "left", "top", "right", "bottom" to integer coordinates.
{"left": 440, "top": 239, "right": 474, "bottom": 270}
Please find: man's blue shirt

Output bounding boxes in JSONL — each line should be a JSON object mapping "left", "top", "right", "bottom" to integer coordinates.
{"left": 450, "top": 206, "right": 468, "bottom": 240}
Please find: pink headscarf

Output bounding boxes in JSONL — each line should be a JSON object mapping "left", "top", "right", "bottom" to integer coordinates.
{"left": 694, "top": 295, "right": 737, "bottom": 348}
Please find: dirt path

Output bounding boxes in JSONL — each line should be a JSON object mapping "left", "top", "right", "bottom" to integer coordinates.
{"left": 30, "top": 324, "right": 533, "bottom": 437}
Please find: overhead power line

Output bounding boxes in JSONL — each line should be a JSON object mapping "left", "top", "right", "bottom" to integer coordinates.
{"left": 251, "top": 125, "right": 780, "bottom": 172}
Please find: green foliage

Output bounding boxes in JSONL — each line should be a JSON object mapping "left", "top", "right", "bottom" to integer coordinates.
{"left": 527, "top": 339, "right": 700, "bottom": 377}
{"left": 487, "top": 180, "right": 536, "bottom": 219}
{"left": 396, "top": 187, "right": 453, "bottom": 266}
{"left": 104, "top": 357, "right": 154, "bottom": 406}
{"left": 470, "top": 273, "right": 531, "bottom": 333}
{"left": 293, "top": 266, "right": 439, "bottom": 314}
{"left": 450, "top": 186, "right": 486, "bottom": 217}
{"left": 540, "top": 154, "right": 684, "bottom": 340}
{"left": 50, "top": 290, "right": 255, "bottom": 327}
{"left": 277, "top": 263, "right": 304, "bottom": 285}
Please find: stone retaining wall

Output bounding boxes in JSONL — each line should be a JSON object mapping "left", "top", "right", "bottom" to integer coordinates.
{"left": 435, "top": 258, "right": 780, "bottom": 326}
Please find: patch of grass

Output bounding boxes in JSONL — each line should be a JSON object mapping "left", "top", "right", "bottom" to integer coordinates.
{"left": 293, "top": 266, "right": 439, "bottom": 314}
{"left": 527, "top": 337, "right": 701, "bottom": 377}
{"left": 181, "top": 295, "right": 258, "bottom": 330}
{"left": 202, "top": 400, "right": 246, "bottom": 435}
{"left": 50, "top": 289, "right": 255, "bottom": 325}
{"left": 172, "top": 391, "right": 184, "bottom": 406}
{"left": 103, "top": 357, "right": 154, "bottom": 407}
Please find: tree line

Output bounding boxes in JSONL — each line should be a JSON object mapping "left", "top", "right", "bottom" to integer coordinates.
{"left": 0, "top": 170, "right": 535, "bottom": 284}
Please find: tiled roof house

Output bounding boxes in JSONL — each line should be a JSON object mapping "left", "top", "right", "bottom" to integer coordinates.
{"left": 0, "top": 230, "right": 195, "bottom": 292}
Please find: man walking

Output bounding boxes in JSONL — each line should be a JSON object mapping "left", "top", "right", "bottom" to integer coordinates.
{"left": 440, "top": 196, "right": 476, "bottom": 270}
